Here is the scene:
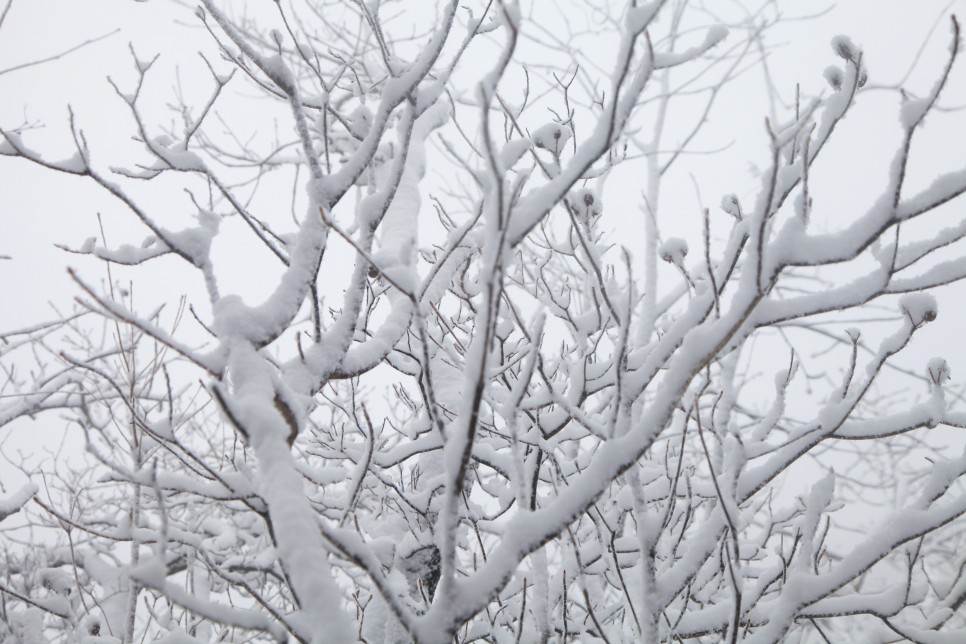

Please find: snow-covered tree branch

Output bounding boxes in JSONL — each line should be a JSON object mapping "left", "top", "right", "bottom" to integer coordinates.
{"left": 1, "top": 1, "right": 965, "bottom": 642}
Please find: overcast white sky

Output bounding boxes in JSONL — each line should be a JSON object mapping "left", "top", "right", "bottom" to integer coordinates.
{"left": 1, "top": 0, "right": 965, "bottom": 501}
{"left": 2, "top": 1, "right": 964, "bottom": 323}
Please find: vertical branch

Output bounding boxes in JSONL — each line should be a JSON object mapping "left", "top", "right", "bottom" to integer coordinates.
{"left": 433, "top": 3, "right": 520, "bottom": 627}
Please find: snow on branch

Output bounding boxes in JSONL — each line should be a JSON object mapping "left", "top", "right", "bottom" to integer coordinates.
{"left": 2, "top": 2, "right": 966, "bottom": 642}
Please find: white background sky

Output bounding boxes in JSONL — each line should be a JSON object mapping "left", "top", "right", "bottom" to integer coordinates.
{"left": 2, "top": 1, "right": 964, "bottom": 312}
{"left": 2, "top": 1, "right": 964, "bottom": 314}
{"left": 1, "top": 0, "right": 966, "bottom": 502}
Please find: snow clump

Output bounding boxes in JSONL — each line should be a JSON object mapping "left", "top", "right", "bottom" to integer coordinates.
{"left": 720, "top": 194, "right": 742, "bottom": 219}
{"left": 823, "top": 66, "right": 844, "bottom": 91}
{"left": 659, "top": 237, "right": 688, "bottom": 265}
{"left": 531, "top": 122, "right": 571, "bottom": 155}
{"left": 499, "top": 138, "right": 531, "bottom": 169}
{"left": 571, "top": 187, "right": 602, "bottom": 220}
{"left": 927, "top": 357, "right": 951, "bottom": 385}
{"left": 899, "top": 292, "right": 938, "bottom": 325}
{"left": 831, "top": 35, "right": 859, "bottom": 62}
